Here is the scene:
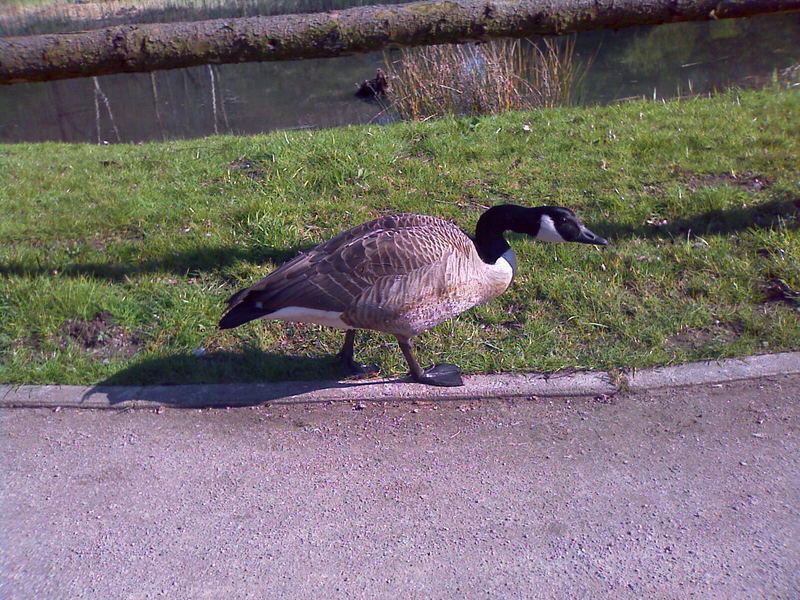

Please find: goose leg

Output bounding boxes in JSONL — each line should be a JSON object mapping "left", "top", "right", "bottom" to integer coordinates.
{"left": 396, "top": 335, "right": 464, "bottom": 387}
{"left": 337, "top": 329, "right": 379, "bottom": 377}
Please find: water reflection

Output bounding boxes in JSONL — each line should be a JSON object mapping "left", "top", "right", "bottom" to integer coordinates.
{"left": 578, "top": 12, "right": 799, "bottom": 103}
{"left": 0, "top": 9, "right": 797, "bottom": 143}
{"left": 0, "top": 54, "right": 388, "bottom": 143}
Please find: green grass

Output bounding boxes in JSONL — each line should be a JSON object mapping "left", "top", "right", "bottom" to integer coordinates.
{"left": 1, "top": 87, "right": 799, "bottom": 385}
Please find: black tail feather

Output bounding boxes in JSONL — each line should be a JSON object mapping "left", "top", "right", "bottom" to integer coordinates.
{"left": 218, "top": 304, "right": 266, "bottom": 330}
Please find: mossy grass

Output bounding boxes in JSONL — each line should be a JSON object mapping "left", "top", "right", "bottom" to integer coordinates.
{"left": 1, "top": 87, "right": 798, "bottom": 385}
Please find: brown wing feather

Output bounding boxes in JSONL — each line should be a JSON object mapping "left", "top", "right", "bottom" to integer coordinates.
{"left": 222, "top": 214, "right": 475, "bottom": 326}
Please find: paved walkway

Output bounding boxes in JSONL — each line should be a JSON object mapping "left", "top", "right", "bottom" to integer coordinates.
{"left": 2, "top": 373, "right": 798, "bottom": 599}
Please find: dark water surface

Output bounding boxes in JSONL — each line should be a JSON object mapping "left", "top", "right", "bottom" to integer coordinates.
{"left": 0, "top": 4, "right": 797, "bottom": 143}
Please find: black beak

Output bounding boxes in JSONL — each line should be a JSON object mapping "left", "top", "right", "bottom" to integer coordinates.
{"left": 576, "top": 227, "right": 608, "bottom": 246}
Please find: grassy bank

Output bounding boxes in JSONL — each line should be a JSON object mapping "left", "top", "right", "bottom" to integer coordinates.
{"left": 1, "top": 88, "right": 798, "bottom": 385}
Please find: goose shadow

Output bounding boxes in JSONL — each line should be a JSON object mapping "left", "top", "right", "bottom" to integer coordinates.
{"left": 84, "top": 349, "right": 400, "bottom": 408}
{"left": 591, "top": 198, "right": 800, "bottom": 242}
{"left": 0, "top": 243, "right": 314, "bottom": 281}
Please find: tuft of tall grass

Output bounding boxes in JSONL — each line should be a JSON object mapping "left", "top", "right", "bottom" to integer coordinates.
{"left": 383, "top": 37, "right": 588, "bottom": 120}
{"left": 0, "top": 0, "right": 409, "bottom": 36}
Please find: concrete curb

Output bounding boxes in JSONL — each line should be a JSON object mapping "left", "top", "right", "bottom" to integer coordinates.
{"left": 625, "top": 351, "right": 800, "bottom": 391}
{"left": 1, "top": 352, "right": 798, "bottom": 410}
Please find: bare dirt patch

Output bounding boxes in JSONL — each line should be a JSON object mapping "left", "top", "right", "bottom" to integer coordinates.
{"left": 229, "top": 157, "right": 269, "bottom": 182}
{"left": 666, "top": 325, "right": 738, "bottom": 350}
{"left": 89, "top": 226, "right": 145, "bottom": 251}
{"left": 762, "top": 276, "right": 800, "bottom": 310}
{"left": 681, "top": 171, "right": 771, "bottom": 193}
{"left": 59, "top": 311, "right": 141, "bottom": 359}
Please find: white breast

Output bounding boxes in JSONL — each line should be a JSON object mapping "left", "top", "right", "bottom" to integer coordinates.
{"left": 261, "top": 306, "right": 351, "bottom": 329}
{"left": 483, "top": 247, "right": 516, "bottom": 290}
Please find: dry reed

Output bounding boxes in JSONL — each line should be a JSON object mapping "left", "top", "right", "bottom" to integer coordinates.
{"left": 384, "top": 37, "right": 588, "bottom": 120}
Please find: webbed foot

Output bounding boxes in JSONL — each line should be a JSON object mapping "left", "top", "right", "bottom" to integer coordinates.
{"left": 342, "top": 359, "right": 380, "bottom": 379}
{"left": 414, "top": 363, "right": 464, "bottom": 387}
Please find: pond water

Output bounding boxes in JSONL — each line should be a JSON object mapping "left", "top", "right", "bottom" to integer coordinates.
{"left": 0, "top": 3, "right": 797, "bottom": 143}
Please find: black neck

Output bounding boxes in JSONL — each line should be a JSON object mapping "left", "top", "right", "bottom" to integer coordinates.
{"left": 474, "top": 204, "right": 543, "bottom": 263}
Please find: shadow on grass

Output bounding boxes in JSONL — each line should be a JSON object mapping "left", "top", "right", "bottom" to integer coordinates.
{"left": 83, "top": 348, "right": 395, "bottom": 408}
{"left": 4, "top": 199, "right": 798, "bottom": 282}
{"left": 592, "top": 198, "right": 800, "bottom": 242}
{"left": 0, "top": 243, "right": 313, "bottom": 281}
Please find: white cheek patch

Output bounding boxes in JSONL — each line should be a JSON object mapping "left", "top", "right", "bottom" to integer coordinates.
{"left": 261, "top": 306, "right": 350, "bottom": 330}
{"left": 535, "top": 215, "right": 566, "bottom": 243}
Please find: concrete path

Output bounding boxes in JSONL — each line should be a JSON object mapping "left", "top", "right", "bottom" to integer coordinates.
{"left": 2, "top": 374, "right": 799, "bottom": 599}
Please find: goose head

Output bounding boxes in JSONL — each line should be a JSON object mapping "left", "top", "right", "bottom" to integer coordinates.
{"left": 529, "top": 206, "right": 608, "bottom": 246}
{"left": 474, "top": 204, "right": 607, "bottom": 264}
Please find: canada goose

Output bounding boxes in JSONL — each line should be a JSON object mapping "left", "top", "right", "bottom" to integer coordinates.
{"left": 219, "top": 204, "right": 607, "bottom": 387}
